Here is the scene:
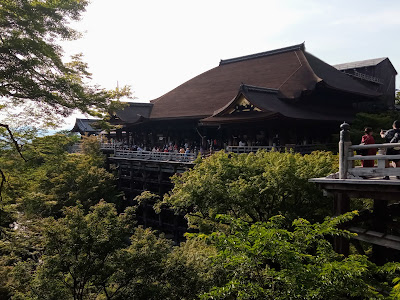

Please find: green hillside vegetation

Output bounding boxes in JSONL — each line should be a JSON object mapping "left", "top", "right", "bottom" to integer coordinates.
{"left": 1, "top": 0, "right": 399, "bottom": 298}
{"left": 0, "top": 133, "right": 399, "bottom": 299}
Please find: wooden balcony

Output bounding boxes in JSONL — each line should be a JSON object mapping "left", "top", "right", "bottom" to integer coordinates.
{"left": 310, "top": 122, "right": 400, "bottom": 259}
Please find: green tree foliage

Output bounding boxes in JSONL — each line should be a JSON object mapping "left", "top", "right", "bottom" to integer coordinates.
{"left": 198, "top": 213, "right": 400, "bottom": 299}
{"left": 3, "top": 201, "right": 228, "bottom": 300}
{"left": 162, "top": 238, "right": 226, "bottom": 299}
{"left": 80, "top": 135, "right": 105, "bottom": 166}
{"left": 0, "top": 0, "right": 131, "bottom": 215}
{"left": 0, "top": 133, "right": 124, "bottom": 298}
{"left": 0, "top": 0, "right": 131, "bottom": 121}
{"left": 160, "top": 150, "right": 338, "bottom": 231}
{"left": 0, "top": 133, "right": 121, "bottom": 219}
{"left": 7, "top": 202, "right": 174, "bottom": 300}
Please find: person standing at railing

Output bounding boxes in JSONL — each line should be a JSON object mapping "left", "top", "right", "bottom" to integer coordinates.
{"left": 360, "top": 127, "right": 376, "bottom": 168}
{"left": 184, "top": 148, "right": 190, "bottom": 157}
{"left": 380, "top": 120, "right": 400, "bottom": 179}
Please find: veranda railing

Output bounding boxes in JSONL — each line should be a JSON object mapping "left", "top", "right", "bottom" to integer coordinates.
{"left": 113, "top": 149, "right": 197, "bottom": 163}
{"left": 339, "top": 122, "right": 400, "bottom": 179}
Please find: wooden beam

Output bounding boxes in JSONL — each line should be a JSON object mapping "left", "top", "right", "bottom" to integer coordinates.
{"left": 349, "top": 227, "right": 400, "bottom": 250}
{"left": 350, "top": 168, "right": 400, "bottom": 177}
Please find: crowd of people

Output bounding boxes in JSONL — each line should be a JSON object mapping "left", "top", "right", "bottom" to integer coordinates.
{"left": 150, "top": 143, "right": 195, "bottom": 156}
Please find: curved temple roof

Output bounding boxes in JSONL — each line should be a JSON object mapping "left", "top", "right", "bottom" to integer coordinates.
{"left": 149, "top": 43, "right": 381, "bottom": 120}
{"left": 201, "top": 84, "right": 355, "bottom": 124}
{"left": 71, "top": 118, "right": 102, "bottom": 134}
{"left": 111, "top": 102, "right": 153, "bottom": 124}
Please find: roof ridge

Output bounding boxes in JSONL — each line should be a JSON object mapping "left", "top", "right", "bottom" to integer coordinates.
{"left": 240, "top": 84, "right": 279, "bottom": 94}
{"left": 219, "top": 43, "right": 305, "bottom": 66}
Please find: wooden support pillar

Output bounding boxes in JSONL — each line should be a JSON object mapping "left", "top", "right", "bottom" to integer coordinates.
{"left": 129, "top": 161, "right": 134, "bottom": 193}
{"left": 126, "top": 130, "right": 130, "bottom": 146}
{"left": 117, "top": 162, "right": 121, "bottom": 189}
{"left": 339, "top": 122, "right": 351, "bottom": 180}
{"left": 158, "top": 212, "right": 163, "bottom": 228}
{"left": 334, "top": 122, "right": 351, "bottom": 255}
{"left": 105, "top": 153, "right": 110, "bottom": 171}
{"left": 372, "top": 199, "right": 388, "bottom": 265}
{"left": 143, "top": 203, "right": 148, "bottom": 228}
{"left": 333, "top": 192, "right": 350, "bottom": 256}
{"left": 141, "top": 162, "right": 146, "bottom": 192}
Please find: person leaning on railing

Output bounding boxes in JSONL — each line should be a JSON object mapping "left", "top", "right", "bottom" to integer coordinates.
{"left": 360, "top": 127, "right": 376, "bottom": 168}
{"left": 380, "top": 120, "right": 400, "bottom": 179}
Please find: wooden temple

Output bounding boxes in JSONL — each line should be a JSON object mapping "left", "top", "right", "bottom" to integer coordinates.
{"left": 72, "top": 43, "right": 398, "bottom": 244}
{"left": 334, "top": 57, "right": 397, "bottom": 109}
{"left": 101, "top": 42, "right": 395, "bottom": 153}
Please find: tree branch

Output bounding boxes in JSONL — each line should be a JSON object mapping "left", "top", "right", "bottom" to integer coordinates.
{"left": 0, "top": 123, "right": 26, "bottom": 161}
{"left": 0, "top": 168, "right": 6, "bottom": 202}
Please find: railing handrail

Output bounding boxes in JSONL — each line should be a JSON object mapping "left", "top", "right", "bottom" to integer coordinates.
{"left": 349, "top": 155, "right": 400, "bottom": 161}
{"left": 113, "top": 150, "right": 197, "bottom": 163}
{"left": 350, "top": 143, "right": 400, "bottom": 150}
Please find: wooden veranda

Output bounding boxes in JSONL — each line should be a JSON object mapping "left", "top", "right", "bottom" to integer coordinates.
{"left": 310, "top": 122, "right": 400, "bottom": 264}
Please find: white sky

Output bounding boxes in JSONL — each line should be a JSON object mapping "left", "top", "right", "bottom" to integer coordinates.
{"left": 62, "top": 0, "right": 400, "bottom": 128}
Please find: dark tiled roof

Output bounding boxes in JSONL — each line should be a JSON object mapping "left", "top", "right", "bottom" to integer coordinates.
{"left": 71, "top": 118, "right": 101, "bottom": 134}
{"left": 304, "top": 52, "right": 381, "bottom": 97}
{"left": 202, "top": 84, "right": 355, "bottom": 124}
{"left": 333, "top": 58, "right": 387, "bottom": 70}
{"left": 150, "top": 43, "right": 381, "bottom": 120}
{"left": 113, "top": 102, "right": 153, "bottom": 124}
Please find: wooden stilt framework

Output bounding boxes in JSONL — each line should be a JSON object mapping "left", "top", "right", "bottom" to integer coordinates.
{"left": 109, "top": 155, "right": 194, "bottom": 244}
{"left": 310, "top": 123, "right": 400, "bottom": 262}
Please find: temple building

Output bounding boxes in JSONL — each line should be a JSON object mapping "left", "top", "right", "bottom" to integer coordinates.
{"left": 70, "top": 44, "right": 398, "bottom": 243}
{"left": 334, "top": 57, "right": 397, "bottom": 109}
{"left": 71, "top": 118, "right": 102, "bottom": 136}
{"left": 75, "top": 43, "right": 396, "bottom": 152}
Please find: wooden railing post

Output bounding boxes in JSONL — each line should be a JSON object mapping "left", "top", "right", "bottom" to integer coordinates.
{"left": 339, "top": 122, "right": 351, "bottom": 179}
{"left": 335, "top": 122, "right": 351, "bottom": 255}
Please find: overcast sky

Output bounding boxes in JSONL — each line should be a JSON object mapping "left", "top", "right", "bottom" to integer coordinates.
{"left": 62, "top": 0, "right": 400, "bottom": 126}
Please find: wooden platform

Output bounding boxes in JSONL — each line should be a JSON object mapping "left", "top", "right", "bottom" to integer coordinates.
{"left": 310, "top": 177, "right": 400, "bottom": 201}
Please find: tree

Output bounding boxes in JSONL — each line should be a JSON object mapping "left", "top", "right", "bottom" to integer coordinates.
{"left": 159, "top": 150, "right": 338, "bottom": 232}
{"left": 198, "top": 213, "right": 400, "bottom": 299}
{"left": 6, "top": 202, "right": 174, "bottom": 300}
{"left": 0, "top": 0, "right": 129, "bottom": 119}
{"left": 162, "top": 238, "right": 226, "bottom": 299}
{"left": 0, "top": 133, "right": 122, "bottom": 219}
{"left": 0, "top": 0, "right": 131, "bottom": 199}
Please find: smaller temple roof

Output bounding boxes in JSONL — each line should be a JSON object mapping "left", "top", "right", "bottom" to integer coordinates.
{"left": 71, "top": 118, "right": 102, "bottom": 135}
{"left": 111, "top": 102, "right": 153, "bottom": 124}
{"left": 333, "top": 58, "right": 388, "bottom": 70}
